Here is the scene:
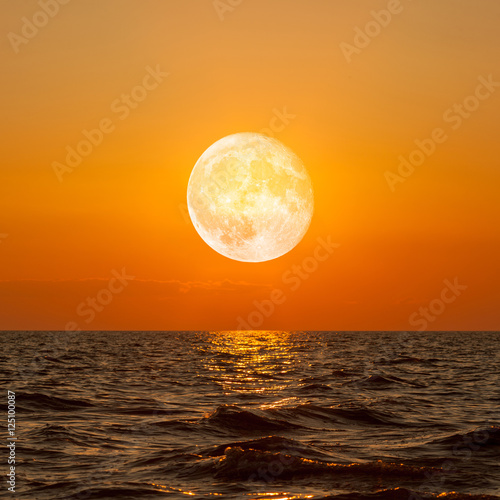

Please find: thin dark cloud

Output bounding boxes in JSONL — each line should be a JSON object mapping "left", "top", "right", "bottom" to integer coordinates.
{"left": 0, "top": 277, "right": 273, "bottom": 299}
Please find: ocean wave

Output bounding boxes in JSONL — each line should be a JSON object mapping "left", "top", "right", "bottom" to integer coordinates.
{"left": 149, "top": 419, "right": 201, "bottom": 434}
{"left": 343, "top": 374, "right": 426, "bottom": 389}
{"left": 274, "top": 402, "right": 408, "bottom": 427}
{"left": 427, "top": 426, "right": 500, "bottom": 448}
{"left": 319, "top": 488, "right": 500, "bottom": 500}
{"left": 113, "top": 407, "right": 187, "bottom": 416}
{"left": 200, "top": 435, "right": 335, "bottom": 461}
{"left": 298, "top": 382, "right": 335, "bottom": 392}
{"left": 201, "top": 402, "right": 407, "bottom": 433}
{"left": 20, "top": 480, "right": 82, "bottom": 499}
{"left": 18, "top": 392, "right": 95, "bottom": 411}
{"left": 213, "top": 446, "right": 440, "bottom": 480}
{"left": 25, "top": 424, "right": 109, "bottom": 448}
{"left": 203, "top": 404, "right": 304, "bottom": 432}
{"left": 41, "top": 355, "right": 66, "bottom": 364}
{"left": 69, "top": 484, "right": 169, "bottom": 499}
{"left": 332, "top": 369, "right": 358, "bottom": 377}
{"left": 374, "top": 355, "right": 440, "bottom": 366}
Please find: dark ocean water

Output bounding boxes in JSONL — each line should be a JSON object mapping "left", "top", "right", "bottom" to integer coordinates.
{"left": 1, "top": 331, "right": 499, "bottom": 500}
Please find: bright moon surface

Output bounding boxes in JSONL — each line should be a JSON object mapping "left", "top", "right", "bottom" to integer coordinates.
{"left": 187, "top": 133, "right": 314, "bottom": 262}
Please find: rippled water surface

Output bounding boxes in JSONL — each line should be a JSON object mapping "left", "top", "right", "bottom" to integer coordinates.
{"left": 2, "top": 331, "right": 499, "bottom": 499}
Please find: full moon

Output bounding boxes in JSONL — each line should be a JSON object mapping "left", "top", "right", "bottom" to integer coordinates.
{"left": 187, "top": 133, "right": 314, "bottom": 262}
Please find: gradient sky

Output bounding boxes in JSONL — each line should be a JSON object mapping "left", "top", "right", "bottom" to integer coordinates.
{"left": 1, "top": 0, "right": 499, "bottom": 331}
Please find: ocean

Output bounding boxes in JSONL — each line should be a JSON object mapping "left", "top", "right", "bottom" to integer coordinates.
{"left": 2, "top": 331, "right": 499, "bottom": 499}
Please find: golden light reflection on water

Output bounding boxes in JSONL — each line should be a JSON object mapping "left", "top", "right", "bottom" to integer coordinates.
{"left": 198, "top": 331, "right": 305, "bottom": 396}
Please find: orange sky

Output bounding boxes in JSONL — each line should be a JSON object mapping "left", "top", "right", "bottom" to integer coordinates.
{"left": 1, "top": 0, "right": 499, "bottom": 331}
